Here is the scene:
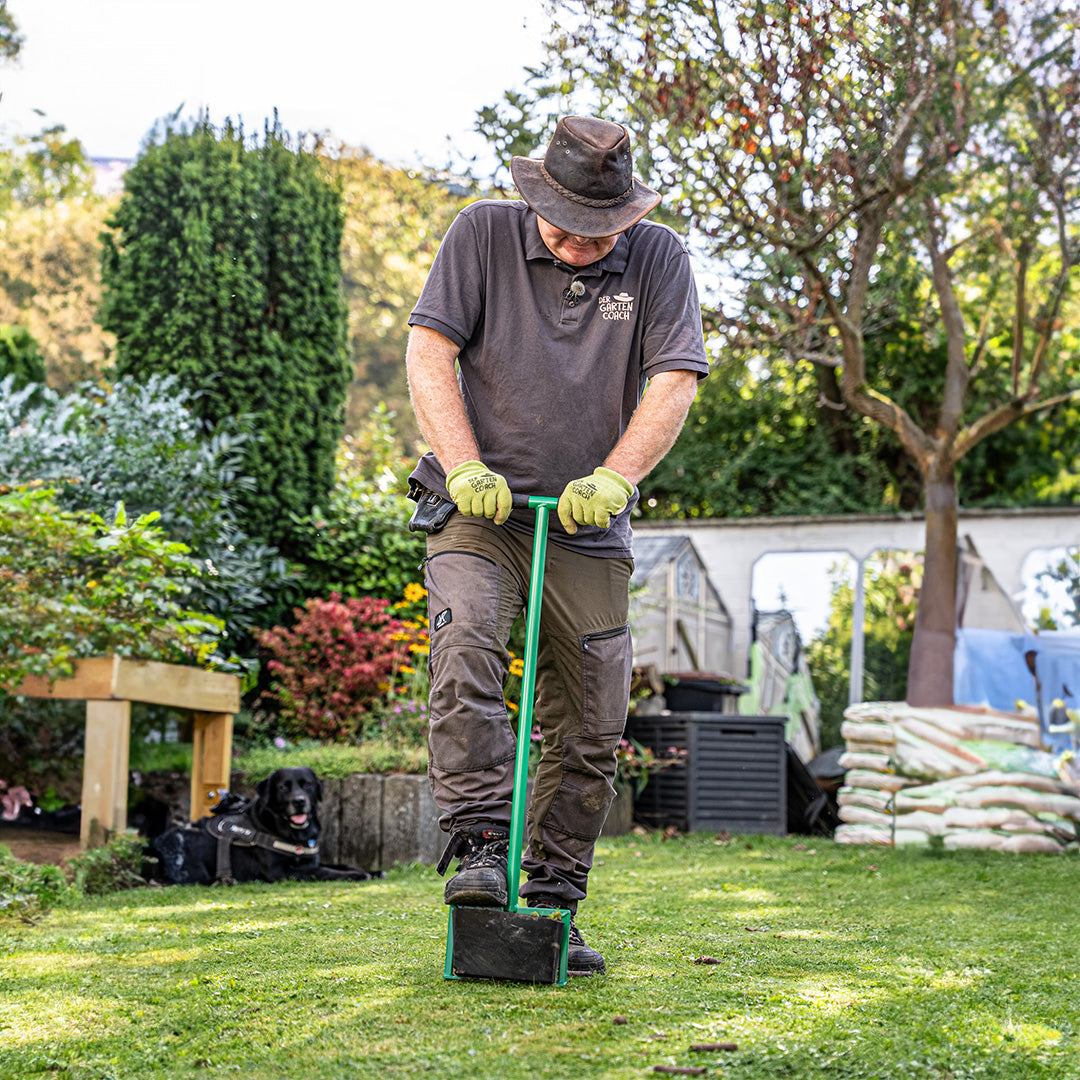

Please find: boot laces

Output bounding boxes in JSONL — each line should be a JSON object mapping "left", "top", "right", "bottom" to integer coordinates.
{"left": 462, "top": 835, "right": 508, "bottom": 870}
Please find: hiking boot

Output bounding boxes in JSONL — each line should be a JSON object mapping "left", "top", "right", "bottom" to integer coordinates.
{"left": 440, "top": 826, "right": 509, "bottom": 907}
{"left": 528, "top": 895, "right": 606, "bottom": 975}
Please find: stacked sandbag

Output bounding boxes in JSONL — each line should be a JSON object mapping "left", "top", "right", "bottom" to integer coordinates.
{"left": 833, "top": 702, "right": 1080, "bottom": 853}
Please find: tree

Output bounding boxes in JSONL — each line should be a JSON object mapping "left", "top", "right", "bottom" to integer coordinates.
{"left": 99, "top": 117, "right": 350, "bottom": 554}
{"left": 0, "top": 195, "right": 116, "bottom": 387}
{"left": 483, "top": 0, "right": 1080, "bottom": 705}
{"left": 0, "top": 2, "right": 21, "bottom": 62}
{"left": 326, "top": 145, "right": 469, "bottom": 446}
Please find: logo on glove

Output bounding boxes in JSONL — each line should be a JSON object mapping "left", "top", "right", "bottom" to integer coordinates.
{"left": 470, "top": 475, "right": 498, "bottom": 491}
{"left": 570, "top": 480, "right": 599, "bottom": 499}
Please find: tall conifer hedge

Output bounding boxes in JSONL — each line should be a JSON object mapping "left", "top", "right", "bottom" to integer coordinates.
{"left": 99, "top": 118, "right": 349, "bottom": 553}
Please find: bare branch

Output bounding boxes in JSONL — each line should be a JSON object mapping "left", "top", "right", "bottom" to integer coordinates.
{"left": 954, "top": 389, "right": 1080, "bottom": 461}
{"left": 922, "top": 197, "right": 970, "bottom": 438}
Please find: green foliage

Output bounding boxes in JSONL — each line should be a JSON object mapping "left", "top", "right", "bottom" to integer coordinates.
{"left": 286, "top": 404, "right": 427, "bottom": 607}
{"left": 0, "top": 834, "right": 148, "bottom": 924}
{"left": 327, "top": 146, "right": 470, "bottom": 443}
{"left": 234, "top": 739, "right": 427, "bottom": 781}
{"left": 807, "top": 554, "right": 921, "bottom": 747}
{"left": 0, "top": 123, "right": 94, "bottom": 213}
{"left": 1034, "top": 547, "right": 1080, "bottom": 629}
{"left": 66, "top": 834, "right": 148, "bottom": 896}
{"left": 0, "top": 324, "right": 46, "bottom": 389}
{"left": 0, "top": 190, "right": 115, "bottom": 389}
{"left": 0, "top": 485, "right": 224, "bottom": 686}
{"left": 0, "top": 4, "right": 23, "bottom": 62}
{"left": 99, "top": 117, "right": 350, "bottom": 552}
{"left": 0, "top": 846, "right": 69, "bottom": 924}
{"left": 0, "top": 373, "right": 289, "bottom": 650}
{"left": 642, "top": 356, "right": 902, "bottom": 519}
{"left": 0, "top": 696, "right": 85, "bottom": 801}
{"left": 289, "top": 477, "right": 425, "bottom": 605}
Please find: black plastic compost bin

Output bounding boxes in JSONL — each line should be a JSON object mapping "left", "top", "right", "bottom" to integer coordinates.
{"left": 627, "top": 713, "right": 787, "bottom": 835}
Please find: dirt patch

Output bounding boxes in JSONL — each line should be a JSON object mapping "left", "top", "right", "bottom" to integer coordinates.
{"left": 0, "top": 827, "right": 82, "bottom": 866}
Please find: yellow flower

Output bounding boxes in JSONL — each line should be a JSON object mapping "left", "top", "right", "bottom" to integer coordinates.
{"left": 399, "top": 665, "right": 416, "bottom": 675}
{"left": 404, "top": 582, "right": 428, "bottom": 604}
{"left": 509, "top": 658, "right": 525, "bottom": 678}
{"left": 409, "top": 644, "right": 430, "bottom": 656}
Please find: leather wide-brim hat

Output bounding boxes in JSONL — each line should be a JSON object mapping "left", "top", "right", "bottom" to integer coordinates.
{"left": 510, "top": 116, "right": 661, "bottom": 238}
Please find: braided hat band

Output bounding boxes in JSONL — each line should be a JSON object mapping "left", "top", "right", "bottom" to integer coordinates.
{"left": 539, "top": 163, "right": 635, "bottom": 208}
{"left": 511, "top": 116, "right": 661, "bottom": 239}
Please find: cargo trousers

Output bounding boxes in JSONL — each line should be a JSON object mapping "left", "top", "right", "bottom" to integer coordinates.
{"left": 424, "top": 513, "right": 633, "bottom": 908}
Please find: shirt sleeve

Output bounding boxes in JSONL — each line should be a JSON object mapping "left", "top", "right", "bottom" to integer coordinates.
{"left": 408, "top": 209, "right": 485, "bottom": 350}
{"left": 640, "top": 242, "right": 710, "bottom": 381}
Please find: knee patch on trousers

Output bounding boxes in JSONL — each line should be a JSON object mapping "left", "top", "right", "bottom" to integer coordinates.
{"left": 425, "top": 549, "right": 516, "bottom": 774}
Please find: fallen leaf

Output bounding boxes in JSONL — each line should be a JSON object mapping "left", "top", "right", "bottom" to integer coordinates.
{"left": 613, "top": 1016, "right": 628, "bottom": 1025}
{"left": 689, "top": 1042, "right": 738, "bottom": 1052}
{"left": 693, "top": 956, "right": 721, "bottom": 964}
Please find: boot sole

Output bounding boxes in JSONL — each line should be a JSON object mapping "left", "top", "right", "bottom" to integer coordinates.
{"left": 444, "top": 884, "right": 508, "bottom": 907}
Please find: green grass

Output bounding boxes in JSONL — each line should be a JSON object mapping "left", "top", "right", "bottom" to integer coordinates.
{"left": 2, "top": 834, "right": 1077, "bottom": 1079}
{"left": 232, "top": 740, "right": 427, "bottom": 781}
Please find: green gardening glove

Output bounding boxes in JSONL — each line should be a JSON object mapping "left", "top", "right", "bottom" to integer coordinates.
{"left": 557, "top": 467, "right": 634, "bottom": 535}
{"left": 445, "top": 460, "right": 513, "bottom": 525}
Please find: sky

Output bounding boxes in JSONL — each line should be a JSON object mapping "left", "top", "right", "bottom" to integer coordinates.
{"left": 0, "top": 0, "right": 551, "bottom": 168}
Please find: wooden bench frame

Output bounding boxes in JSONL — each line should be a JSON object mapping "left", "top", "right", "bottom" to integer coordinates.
{"left": 12, "top": 657, "right": 241, "bottom": 848}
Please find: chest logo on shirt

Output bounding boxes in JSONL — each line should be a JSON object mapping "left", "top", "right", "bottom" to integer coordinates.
{"left": 599, "top": 293, "right": 635, "bottom": 321}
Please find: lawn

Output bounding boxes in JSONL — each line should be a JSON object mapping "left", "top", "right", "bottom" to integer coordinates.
{"left": 2, "top": 833, "right": 1077, "bottom": 1079}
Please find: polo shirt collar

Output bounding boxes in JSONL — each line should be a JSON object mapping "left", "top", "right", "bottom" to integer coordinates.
{"left": 521, "top": 209, "right": 630, "bottom": 276}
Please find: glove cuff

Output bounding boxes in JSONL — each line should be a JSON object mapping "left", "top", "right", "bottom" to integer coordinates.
{"left": 446, "top": 460, "right": 486, "bottom": 484}
{"left": 594, "top": 466, "right": 634, "bottom": 496}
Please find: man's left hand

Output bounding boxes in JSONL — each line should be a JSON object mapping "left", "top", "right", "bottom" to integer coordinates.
{"left": 557, "top": 467, "right": 634, "bottom": 534}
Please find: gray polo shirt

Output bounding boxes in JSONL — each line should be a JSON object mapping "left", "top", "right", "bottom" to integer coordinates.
{"left": 409, "top": 199, "right": 709, "bottom": 557}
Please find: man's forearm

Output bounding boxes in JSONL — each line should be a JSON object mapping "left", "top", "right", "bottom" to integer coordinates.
{"left": 603, "top": 369, "right": 700, "bottom": 486}
{"left": 405, "top": 325, "right": 479, "bottom": 475}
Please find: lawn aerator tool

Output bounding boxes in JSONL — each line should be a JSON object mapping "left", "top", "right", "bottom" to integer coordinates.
{"left": 444, "top": 495, "right": 571, "bottom": 985}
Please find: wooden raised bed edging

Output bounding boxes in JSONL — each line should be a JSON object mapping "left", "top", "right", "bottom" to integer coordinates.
{"left": 227, "top": 772, "right": 636, "bottom": 872}
{"left": 11, "top": 657, "right": 241, "bottom": 848}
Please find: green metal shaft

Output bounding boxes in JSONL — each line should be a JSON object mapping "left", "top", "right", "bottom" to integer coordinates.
{"left": 506, "top": 496, "right": 559, "bottom": 909}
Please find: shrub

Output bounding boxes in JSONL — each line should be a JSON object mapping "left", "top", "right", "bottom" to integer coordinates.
{"left": 0, "top": 373, "right": 290, "bottom": 651}
{"left": 0, "top": 834, "right": 149, "bottom": 924}
{"left": 99, "top": 117, "right": 350, "bottom": 553}
{"left": 256, "top": 594, "right": 405, "bottom": 741}
{"left": 0, "top": 485, "right": 224, "bottom": 686}
{"left": 0, "top": 324, "right": 46, "bottom": 389}
{"left": 0, "top": 847, "right": 70, "bottom": 924}
{"left": 286, "top": 407, "right": 426, "bottom": 610}
{"left": 67, "top": 834, "right": 147, "bottom": 896}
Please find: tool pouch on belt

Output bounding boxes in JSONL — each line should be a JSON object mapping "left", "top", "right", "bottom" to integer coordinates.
{"left": 407, "top": 478, "right": 457, "bottom": 534}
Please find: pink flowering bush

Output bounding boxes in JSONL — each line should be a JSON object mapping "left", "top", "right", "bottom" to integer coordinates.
{"left": 256, "top": 593, "right": 405, "bottom": 741}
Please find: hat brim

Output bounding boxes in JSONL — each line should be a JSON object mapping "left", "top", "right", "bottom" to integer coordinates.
{"left": 510, "top": 157, "right": 661, "bottom": 238}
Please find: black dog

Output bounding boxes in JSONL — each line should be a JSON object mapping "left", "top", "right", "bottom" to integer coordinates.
{"left": 148, "top": 767, "right": 378, "bottom": 885}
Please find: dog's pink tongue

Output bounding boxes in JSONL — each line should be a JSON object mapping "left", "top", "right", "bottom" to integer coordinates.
{"left": 290, "top": 813, "right": 308, "bottom": 826}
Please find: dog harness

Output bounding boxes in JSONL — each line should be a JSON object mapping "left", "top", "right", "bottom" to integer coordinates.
{"left": 204, "top": 805, "right": 319, "bottom": 885}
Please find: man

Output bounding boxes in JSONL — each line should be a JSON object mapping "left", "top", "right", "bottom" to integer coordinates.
{"left": 406, "top": 115, "right": 708, "bottom": 975}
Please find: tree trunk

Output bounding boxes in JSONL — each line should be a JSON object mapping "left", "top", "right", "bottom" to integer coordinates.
{"left": 906, "top": 465, "right": 958, "bottom": 706}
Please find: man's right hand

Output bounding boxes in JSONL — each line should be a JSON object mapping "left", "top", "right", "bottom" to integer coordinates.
{"left": 445, "top": 461, "right": 513, "bottom": 525}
